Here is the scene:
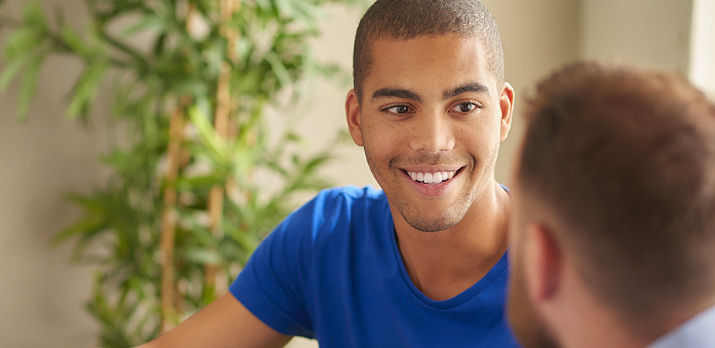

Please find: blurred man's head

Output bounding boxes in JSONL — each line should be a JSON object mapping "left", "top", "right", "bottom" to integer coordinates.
{"left": 508, "top": 62, "right": 715, "bottom": 348}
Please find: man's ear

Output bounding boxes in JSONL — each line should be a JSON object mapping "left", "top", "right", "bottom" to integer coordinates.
{"left": 499, "top": 82, "right": 515, "bottom": 142}
{"left": 345, "top": 89, "right": 364, "bottom": 147}
{"left": 524, "top": 222, "right": 562, "bottom": 302}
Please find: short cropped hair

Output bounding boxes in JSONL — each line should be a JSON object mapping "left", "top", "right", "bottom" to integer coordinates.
{"left": 518, "top": 62, "right": 715, "bottom": 330}
{"left": 353, "top": 0, "right": 504, "bottom": 101}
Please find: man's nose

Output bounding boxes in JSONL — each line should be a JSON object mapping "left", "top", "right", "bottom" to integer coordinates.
{"left": 408, "top": 111, "right": 456, "bottom": 154}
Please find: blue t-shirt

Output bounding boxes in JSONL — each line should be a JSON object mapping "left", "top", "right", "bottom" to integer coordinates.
{"left": 230, "top": 186, "right": 520, "bottom": 347}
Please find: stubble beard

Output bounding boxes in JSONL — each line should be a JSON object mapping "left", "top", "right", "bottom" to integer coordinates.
{"left": 392, "top": 179, "right": 474, "bottom": 232}
{"left": 507, "top": 253, "right": 562, "bottom": 348}
{"left": 366, "top": 150, "right": 477, "bottom": 232}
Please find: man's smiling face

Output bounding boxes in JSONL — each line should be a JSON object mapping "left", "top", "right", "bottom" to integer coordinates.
{"left": 346, "top": 34, "right": 513, "bottom": 232}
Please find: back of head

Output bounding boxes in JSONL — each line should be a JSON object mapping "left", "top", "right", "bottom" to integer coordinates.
{"left": 517, "top": 62, "right": 715, "bottom": 332}
{"left": 353, "top": 0, "right": 503, "bottom": 101}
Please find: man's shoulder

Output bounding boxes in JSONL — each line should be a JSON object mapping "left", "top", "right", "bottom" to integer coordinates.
{"left": 314, "top": 185, "right": 385, "bottom": 204}
{"left": 300, "top": 185, "right": 387, "bottom": 219}
{"left": 647, "top": 304, "right": 715, "bottom": 348}
{"left": 278, "top": 185, "right": 389, "bottom": 241}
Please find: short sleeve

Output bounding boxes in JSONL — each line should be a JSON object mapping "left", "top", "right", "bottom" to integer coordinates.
{"left": 229, "top": 191, "right": 332, "bottom": 338}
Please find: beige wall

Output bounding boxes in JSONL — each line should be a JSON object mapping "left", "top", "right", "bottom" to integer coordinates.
{"left": 0, "top": 0, "right": 104, "bottom": 346}
{"left": 485, "top": 0, "right": 581, "bottom": 184}
{"left": 580, "top": 0, "right": 693, "bottom": 73}
{"left": 0, "top": 0, "right": 702, "bottom": 347}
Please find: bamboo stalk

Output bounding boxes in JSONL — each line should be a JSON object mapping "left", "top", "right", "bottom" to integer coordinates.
{"left": 159, "top": 95, "right": 189, "bottom": 333}
{"left": 205, "top": 0, "right": 240, "bottom": 298}
{"left": 159, "top": 4, "right": 200, "bottom": 331}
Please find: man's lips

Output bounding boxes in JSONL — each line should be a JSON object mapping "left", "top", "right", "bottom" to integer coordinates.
{"left": 402, "top": 167, "right": 464, "bottom": 185}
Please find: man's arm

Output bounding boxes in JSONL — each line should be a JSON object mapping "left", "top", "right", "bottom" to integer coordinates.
{"left": 137, "top": 292, "right": 293, "bottom": 348}
{"left": 142, "top": 189, "right": 329, "bottom": 348}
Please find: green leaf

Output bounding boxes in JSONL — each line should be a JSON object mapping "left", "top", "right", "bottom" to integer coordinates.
{"left": 176, "top": 175, "right": 224, "bottom": 190}
{"left": 152, "top": 33, "right": 166, "bottom": 57}
{"left": 66, "top": 192, "right": 106, "bottom": 212}
{"left": 66, "top": 61, "right": 110, "bottom": 119}
{"left": 52, "top": 215, "right": 106, "bottom": 246}
{"left": 284, "top": 131, "right": 302, "bottom": 143}
{"left": 226, "top": 227, "right": 260, "bottom": 255}
{"left": 188, "top": 106, "right": 229, "bottom": 163}
{"left": 61, "top": 24, "right": 96, "bottom": 58}
{"left": 21, "top": 1, "right": 48, "bottom": 31}
{"left": 182, "top": 248, "right": 222, "bottom": 265}
{"left": 16, "top": 53, "right": 46, "bottom": 122}
{"left": 254, "top": 0, "right": 272, "bottom": 12}
{"left": 179, "top": 221, "right": 218, "bottom": 249}
{"left": 3, "top": 27, "right": 43, "bottom": 59}
{"left": 265, "top": 52, "right": 292, "bottom": 89}
{"left": 303, "top": 152, "right": 333, "bottom": 174}
{"left": 0, "top": 55, "right": 29, "bottom": 91}
{"left": 121, "top": 14, "right": 164, "bottom": 37}
{"left": 264, "top": 160, "right": 290, "bottom": 178}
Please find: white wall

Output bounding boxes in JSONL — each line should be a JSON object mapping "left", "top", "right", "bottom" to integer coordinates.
{"left": 689, "top": 0, "right": 715, "bottom": 98}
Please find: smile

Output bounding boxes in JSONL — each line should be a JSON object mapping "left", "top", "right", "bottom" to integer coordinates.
{"left": 405, "top": 169, "right": 461, "bottom": 185}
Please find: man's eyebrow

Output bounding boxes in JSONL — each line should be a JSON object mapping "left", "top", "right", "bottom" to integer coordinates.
{"left": 372, "top": 88, "right": 422, "bottom": 102}
{"left": 443, "top": 83, "right": 490, "bottom": 100}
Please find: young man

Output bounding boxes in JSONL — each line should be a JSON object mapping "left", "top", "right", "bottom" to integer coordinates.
{"left": 508, "top": 62, "right": 715, "bottom": 348}
{"left": 139, "top": 0, "right": 518, "bottom": 346}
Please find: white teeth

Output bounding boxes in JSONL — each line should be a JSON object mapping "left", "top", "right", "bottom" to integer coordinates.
{"left": 424, "top": 173, "right": 433, "bottom": 184}
{"left": 407, "top": 170, "right": 457, "bottom": 184}
{"left": 433, "top": 172, "right": 442, "bottom": 183}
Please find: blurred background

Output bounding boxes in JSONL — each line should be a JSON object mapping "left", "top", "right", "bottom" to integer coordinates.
{"left": 0, "top": 0, "right": 713, "bottom": 347}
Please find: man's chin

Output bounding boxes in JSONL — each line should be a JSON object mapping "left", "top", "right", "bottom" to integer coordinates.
{"left": 399, "top": 207, "right": 464, "bottom": 232}
{"left": 391, "top": 191, "right": 472, "bottom": 233}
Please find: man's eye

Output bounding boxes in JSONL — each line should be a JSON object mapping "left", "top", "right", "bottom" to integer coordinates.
{"left": 386, "top": 105, "right": 410, "bottom": 114}
{"left": 451, "top": 102, "right": 478, "bottom": 113}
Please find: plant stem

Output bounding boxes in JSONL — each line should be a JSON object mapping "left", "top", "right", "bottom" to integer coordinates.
{"left": 205, "top": 0, "right": 240, "bottom": 298}
{"left": 97, "top": 27, "right": 150, "bottom": 69}
{"left": 43, "top": 30, "right": 133, "bottom": 69}
{"left": 159, "top": 95, "right": 189, "bottom": 333}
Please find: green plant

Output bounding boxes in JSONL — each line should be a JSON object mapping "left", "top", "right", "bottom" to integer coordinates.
{"left": 0, "top": 0, "right": 359, "bottom": 346}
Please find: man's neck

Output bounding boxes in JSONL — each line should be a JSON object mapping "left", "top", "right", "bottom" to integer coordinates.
{"left": 392, "top": 181, "right": 510, "bottom": 301}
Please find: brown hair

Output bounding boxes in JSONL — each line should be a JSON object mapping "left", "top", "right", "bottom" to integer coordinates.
{"left": 517, "top": 62, "right": 715, "bottom": 327}
{"left": 352, "top": 0, "right": 504, "bottom": 101}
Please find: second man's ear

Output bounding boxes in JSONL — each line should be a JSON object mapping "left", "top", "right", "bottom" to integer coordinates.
{"left": 345, "top": 89, "right": 364, "bottom": 147}
{"left": 524, "top": 222, "right": 562, "bottom": 302}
